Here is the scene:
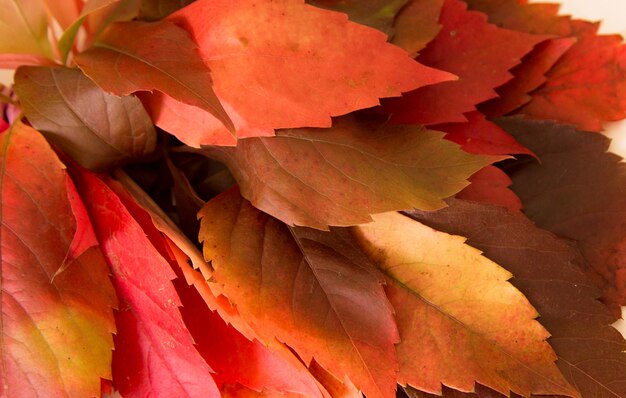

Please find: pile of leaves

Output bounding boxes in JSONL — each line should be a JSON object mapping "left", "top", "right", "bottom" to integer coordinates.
{"left": 1, "top": 0, "right": 626, "bottom": 397}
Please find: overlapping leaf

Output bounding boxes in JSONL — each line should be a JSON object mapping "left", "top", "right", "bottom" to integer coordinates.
{"left": 465, "top": 0, "right": 626, "bottom": 131}
{"left": 152, "top": 0, "right": 454, "bottom": 146}
{"left": 391, "top": 0, "right": 444, "bottom": 55}
{"left": 306, "top": 0, "right": 409, "bottom": 36}
{"left": 436, "top": 111, "right": 531, "bottom": 212}
{"left": 480, "top": 37, "right": 576, "bottom": 117}
{"left": 0, "top": 123, "right": 116, "bottom": 397}
{"left": 199, "top": 187, "right": 399, "bottom": 398}
{"left": 497, "top": 117, "right": 626, "bottom": 316}
{"left": 15, "top": 66, "right": 156, "bottom": 170}
{"left": 173, "top": 264, "right": 327, "bottom": 397}
{"left": 202, "top": 116, "right": 497, "bottom": 229}
{"left": 353, "top": 212, "right": 577, "bottom": 397}
{"left": 380, "top": 0, "right": 545, "bottom": 125}
{"left": 71, "top": 168, "right": 220, "bottom": 398}
{"left": 409, "top": 198, "right": 626, "bottom": 398}
{"left": 74, "top": 20, "right": 234, "bottom": 134}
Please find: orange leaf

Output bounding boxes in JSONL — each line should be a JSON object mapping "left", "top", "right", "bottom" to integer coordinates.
{"left": 153, "top": 0, "right": 454, "bottom": 146}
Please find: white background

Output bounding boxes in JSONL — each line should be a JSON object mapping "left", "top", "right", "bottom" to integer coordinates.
{"left": 0, "top": 1, "right": 625, "bottom": 334}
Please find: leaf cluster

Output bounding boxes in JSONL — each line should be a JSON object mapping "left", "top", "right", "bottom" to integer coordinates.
{"left": 0, "top": 0, "right": 625, "bottom": 397}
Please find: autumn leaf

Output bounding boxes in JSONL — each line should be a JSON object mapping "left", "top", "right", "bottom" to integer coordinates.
{"left": 138, "top": 0, "right": 194, "bottom": 21}
{"left": 71, "top": 168, "right": 220, "bottom": 398}
{"left": 480, "top": 38, "right": 576, "bottom": 118}
{"left": 306, "top": 0, "right": 410, "bottom": 36}
{"left": 380, "top": 0, "right": 545, "bottom": 125}
{"left": 438, "top": 111, "right": 533, "bottom": 157}
{"left": 457, "top": 166, "right": 522, "bottom": 213}
{"left": 391, "top": 0, "right": 444, "bottom": 56}
{"left": 199, "top": 187, "right": 399, "bottom": 398}
{"left": 497, "top": 117, "right": 626, "bottom": 316}
{"left": 173, "top": 264, "right": 328, "bottom": 397}
{"left": 74, "top": 20, "right": 234, "bottom": 133}
{"left": 352, "top": 212, "right": 577, "bottom": 397}
{"left": 408, "top": 198, "right": 626, "bottom": 398}
{"left": 435, "top": 111, "right": 531, "bottom": 212}
{"left": 0, "top": 0, "right": 51, "bottom": 57}
{"left": 15, "top": 66, "right": 156, "bottom": 170}
{"left": 151, "top": 0, "right": 455, "bottom": 146}
{"left": 465, "top": 0, "right": 626, "bottom": 131}
{"left": 200, "top": 116, "right": 497, "bottom": 229}
{"left": 0, "top": 122, "right": 116, "bottom": 397}
{"left": 108, "top": 169, "right": 261, "bottom": 340}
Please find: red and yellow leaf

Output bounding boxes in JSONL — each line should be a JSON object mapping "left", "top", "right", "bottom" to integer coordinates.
{"left": 0, "top": 123, "right": 116, "bottom": 397}
{"left": 353, "top": 212, "right": 578, "bottom": 397}
{"left": 153, "top": 0, "right": 454, "bottom": 146}
{"left": 71, "top": 168, "right": 220, "bottom": 398}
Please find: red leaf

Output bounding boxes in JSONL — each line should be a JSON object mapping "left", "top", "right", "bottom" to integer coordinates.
{"left": 71, "top": 168, "right": 220, "bottom": 398}
{"left": 154, "top": 0, "right": 454, "bottom": 146}
{"left": 74, "top": 20, "right": 234, "bottom": 134}
{"left": 202, "top": 116, "right": 497, "bottom": 229}
{"left": 0, "top": 122, "right": 116, "bottom": 397}
{"left": 173, "top": 263, "right": 327, "bottom": 397}
{"left": 380, "top": 0, "right": 545, "bottom": 125}
{"left": 408, "top": 198, "right": 626, "bottom": 398}
{"left": 498, "top": 117, "right": 626, "bottom": 315}
{"left": 480, "top": 38, "right": 576, "bottom": 117}
{"left": 435, "top": 111, "right": 531, "bottom": 213}
{"left": 438, "top": 111, "right": 533, "bottom": 157}
{"left": 465, "top": 0, "right": 626, "bottom": 131}
{"left": 199, "top": 187, "right": 399, "bottom": 398}
{"left": 456, "top": 166, "right": 522, "bottom": 213}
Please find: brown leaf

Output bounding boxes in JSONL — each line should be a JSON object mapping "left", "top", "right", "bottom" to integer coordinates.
{"left": 306, "top": 0, "right": 410, "bottom": 36}
{"left": 15, "top": 66, "right": 156, "bottom": 170}
{"left": 408, "top": 198, "right": 626, "bottom": 398}
{"left": 391, "top": 0, "right": 444, "bottom": 56}
{"left": 201, "top": 116, "right": 497, "bottom": 229}
{"left": 496, "top": 117, "right": 626, "bottom": 316}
